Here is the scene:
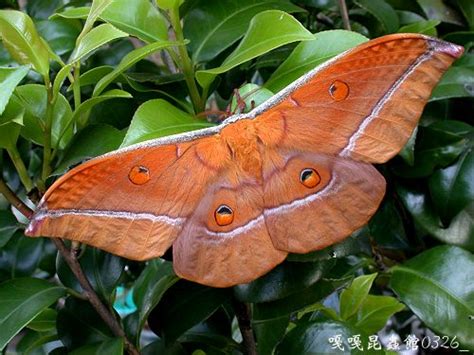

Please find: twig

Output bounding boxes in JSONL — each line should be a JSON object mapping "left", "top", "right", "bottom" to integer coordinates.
{"left": 233, "top": 299, "right": 257, "bottom": 355}
{"left": 0, "top": 178, "right": 139, "bottom": 355}
{"left": 51, "top": 239, "right": 139, "bottom": 355}
{"left": 0, "top": 178, "right": 33, "bottom": 219}
{"left": 338, "top": 0, "right": 351, "bottom": 31}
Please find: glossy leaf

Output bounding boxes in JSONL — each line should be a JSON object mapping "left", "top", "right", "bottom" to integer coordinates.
{"left": 93, "top": 40, "right": 179, "bottom": 96}
{"left": 429, "top": 150, "right": 474, "bottom": 221}
{"left": 69, "top": 338, "right": 123, "bottom": 355}
{"left": 131, "top": 259, "right": 179, "bottom": 341}
{"left": 390, "top": 246, "right": 474, "bottom": 350}
{"left": 99, "top": 0, "right": 168, "bottom": 42}
{"left": 53, "top": 124, "right": 125, "bottom": 175}
{"left": 14, "top": 84, "right": 73, "bottom": 149}
{"left": 234, "top": 260, "right": 334, "bottom": 303}
{"left": 149, "top": 281, "right": 230, "bottom": 342}
{"left": 121, "top": 99, "right": 214, "bottom": 147}
{"left": 416, "top": 0, "right": 464, "bottom": 25}
{"left": 0, "top": 65, "right": 29, "bottom": 115}
{"left": 0, "top": 277, "right": 65, "bottom": 351}
{"left": 353, "top": 0, "right": 399, "bottom": 33}
{"left": 184, "top": 0, "right": 304, "bottom": 63}
{"left": 26, "top": 308, "right": 57, "bottom": 332}
{"left": 36, "top": 18, "right": 81, "bottom": 56}
{"left": 0, "top": 98, "right": 24, "bottom": 151}
{"left": 349, "top": 295, "right": 405, "bottom": 334}
{"left": 0, "top": 231, "right": 45, "bottom": 277}
{"left": 397, "top": 19, "right": 440, "bottom": 36}
{"left": 398, "top": 185, "right": 474, "bottom": 250}
{"left": 276, "top": 320, "right": 374, "bottom": 354}
{"left": 430, "top": 66, "right": 474, "bottom": 101}
{"left": 254, "top": 316, "right": 289, "bottom": 355}
{"left": 0, "top": 210, "right": 19, "bottom": 248}
{"left": 196, "top": 10, "right": 314, "bottom": 88}
{"left": 79, "top": 0, "right": 114, "bottom": 42}
{"left": 265, "top": 30, "right": 368, "bottom": 92}
{"left": 340, "top": 273, "right": 377, "bottom": 320}
{"left": 57, "top": 248, "right": 125, "bottom": 302}
{"left": 70, "top": 23, "right": 128, "bottom": 63}
{"left": 72, "top": 89, "right": 132, "bottom": 127}
{"left": 15, "top": 328, "right": 57, "bottom": 354}
{"left": 57, "top": 297, "right": 114, "bottom": 350}
{"left": 0, "top": 10, "right": 50, "bottom": 76}
{"left": 458, "top": 0, "right": 474, "bottom": 29}
{"left": 229, "top": 83, "right": 274, "bottom": 114}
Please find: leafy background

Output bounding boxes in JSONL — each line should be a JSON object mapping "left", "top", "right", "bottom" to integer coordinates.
{"left": 0, "top": 0, "right": 473, "bottom": 354}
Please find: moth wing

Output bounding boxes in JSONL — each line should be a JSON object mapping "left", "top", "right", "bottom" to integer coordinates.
{"left": 254, "top": 34, "right": 463, "bottom": 163}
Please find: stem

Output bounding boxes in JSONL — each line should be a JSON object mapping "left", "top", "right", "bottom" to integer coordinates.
{"left": 233, "top": 299, "right": 257, "bottom": 355}
{"left": 0, "top": 177, "right": 33, "bottom": 219}
{"left": 73, "top": 64, "right": 82, "bottom": 111}
{"left": 41, "top": 76, "right": 54, "bottom": 182}
{"left": 338, "top": 0, "right": 351, "bottom": 31}
{"left": 52, "top": 239, "right": 139, "bottom": 355}
{"left": 169, "top": 6, "right": 204, "bottom": 113}
{"left": 6, "top": 148, "right": 34, "bottom": 192}
{"left": 0, "top": 182, "right": 139, "bottom": 354}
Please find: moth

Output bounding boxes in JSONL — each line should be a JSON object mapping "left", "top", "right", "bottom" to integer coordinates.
{"left": 26, "top": 34, "right": 463, "bottom": 287}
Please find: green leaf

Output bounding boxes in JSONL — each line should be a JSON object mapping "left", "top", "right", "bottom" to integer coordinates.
{"left": 149, "top": 281, "right": 230, "bottom": 343}
{"left": 99, "top": 0, "right": 168, "bottom": 42}
{"left": 0, "top": 98, "right": 24, "bottom": 150}
{"left": 27, "top": 308, "right": 57, "bottom": 332}
{"left": 132, "top": 259, "right": 179, "bottom": 341}
{"left": 458, "top": 0, "right": 474, "bottom": 29}
{"left": 353, "top": 0, "right": 399, "bottom": 33}
{"left": 0, "top": 210, "right": 19, "bottom": 248}
{"left": 156, "top": 0, "right": 184, "bottom": 10}
{"left": 53, "top": 124, "right": 125, "bottom": 175}
{"left": 72, "top": 89, "right": 132, "bottom": 127}
{"left": 390, "top": 245, "right": 474, "bottom": 350}
{"left": 184, "top": 0, "right": 304, "bottom": 63}
{"left": 430, "top": 66, "right": 474, "bottom": 101}
{"left": 36, "top": 18, "right": 81, "bottom": 56}
{"left": 276, "top": 320, "right": 374, "bottom": 354}
{"left": 14, "top": 84, "right": 73, "bottom": 150}
{"left": 254, "top": 316, "right": 289, "bottom": 355}
{"left": 93, "top": 40, "right": 179, "bottom": 96}
{"left": 265, "top": 30, "right": 368, "bottom": 92}
{"left": 234, "top": 260, "right": 334, "bottom": 303}
{"left": 416, "top": 0, "right": 464, "bottom": 25}
{"left": 0, "top": 277, "right": 65, "bottom": 351}
{"left": 57, "top": 248, "right": 125, "bottom": 302}
{"left": 349, "top": 295, "right": 405, "bottom": 334}
{"left": 0, "top": 10, "right": 50, "bottom": 76}
{"left": 121, "top": 99, "right": 214, "bottom": 147}
{"left": 57, "top": 297, "right": 114, "bottom": 350}
{"left": 429, "top": 150, "right": 474, "bottom": 222}
{"left": 79, "top": 0, "right": 114, "bottom": 43}
{"left": 229, "top": 83, "right": 274, "bottom": 113}
{"left": 0, "top": 65, "right": 29, "bottom": 115}
{"left": 397, "top": 185, "right": 474, "bottom": 250}
{"left": 340, "top": 273, "right": 377, "bottom": 320}
{"left": 69, "top": 338, "right": 123, "bottom": 355}
{"left": 0, "top": 231, "right": 45, "bottom": 277}
{"left": 254, "top": 278, "right": 349, "bottom": 321}
{"left": 397, "top": 19, "right": 440, "bottom": 36}
{"left": 195, "top": 10, "right": 314, "bottom": 88}
{"left": 16, "top": 329, "right": 58, "bottom": 354}
{"left": 70, "top": 23, "right": 128, "bottom": 63}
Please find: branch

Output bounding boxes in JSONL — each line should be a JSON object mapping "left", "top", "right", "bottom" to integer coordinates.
{"left": 233, "top": 299, "right": 257, "bottom": 355}
{"left": 51, "top": 239, "right": 139, "bottom": 355}
{"left": 338, "top": 0, "right": 351, "bottom": 31}
{"left": 0, "top": 178, "right": 139, "bottom": 354}
{"left": 0, "top": 178, "right": 33, "bottom": 219}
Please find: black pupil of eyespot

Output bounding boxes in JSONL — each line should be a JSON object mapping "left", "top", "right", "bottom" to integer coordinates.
{"left": 301, "top": 169, "right": 313, "bottom": 182}
{"left": 329, "top": 84, "right": 336, "bottom": 94}
{"left": 217, "top": 205, "right": 232, "bottom": 215}
{"left": 138, "top": 166, "right": 148, "bottom": 173}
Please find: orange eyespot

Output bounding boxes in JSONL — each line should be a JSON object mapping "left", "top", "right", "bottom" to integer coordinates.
{"left": 300, "top": 168, "right": 321, "bottom": 188}
{"left": 329, "top": 80, "right": 350, "bottom": 101}
{"left": 215, "top": 205, "right": 234, "bottom": 226}
{"left": 128, "top": 165, "right": 150, "bottom": 185}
